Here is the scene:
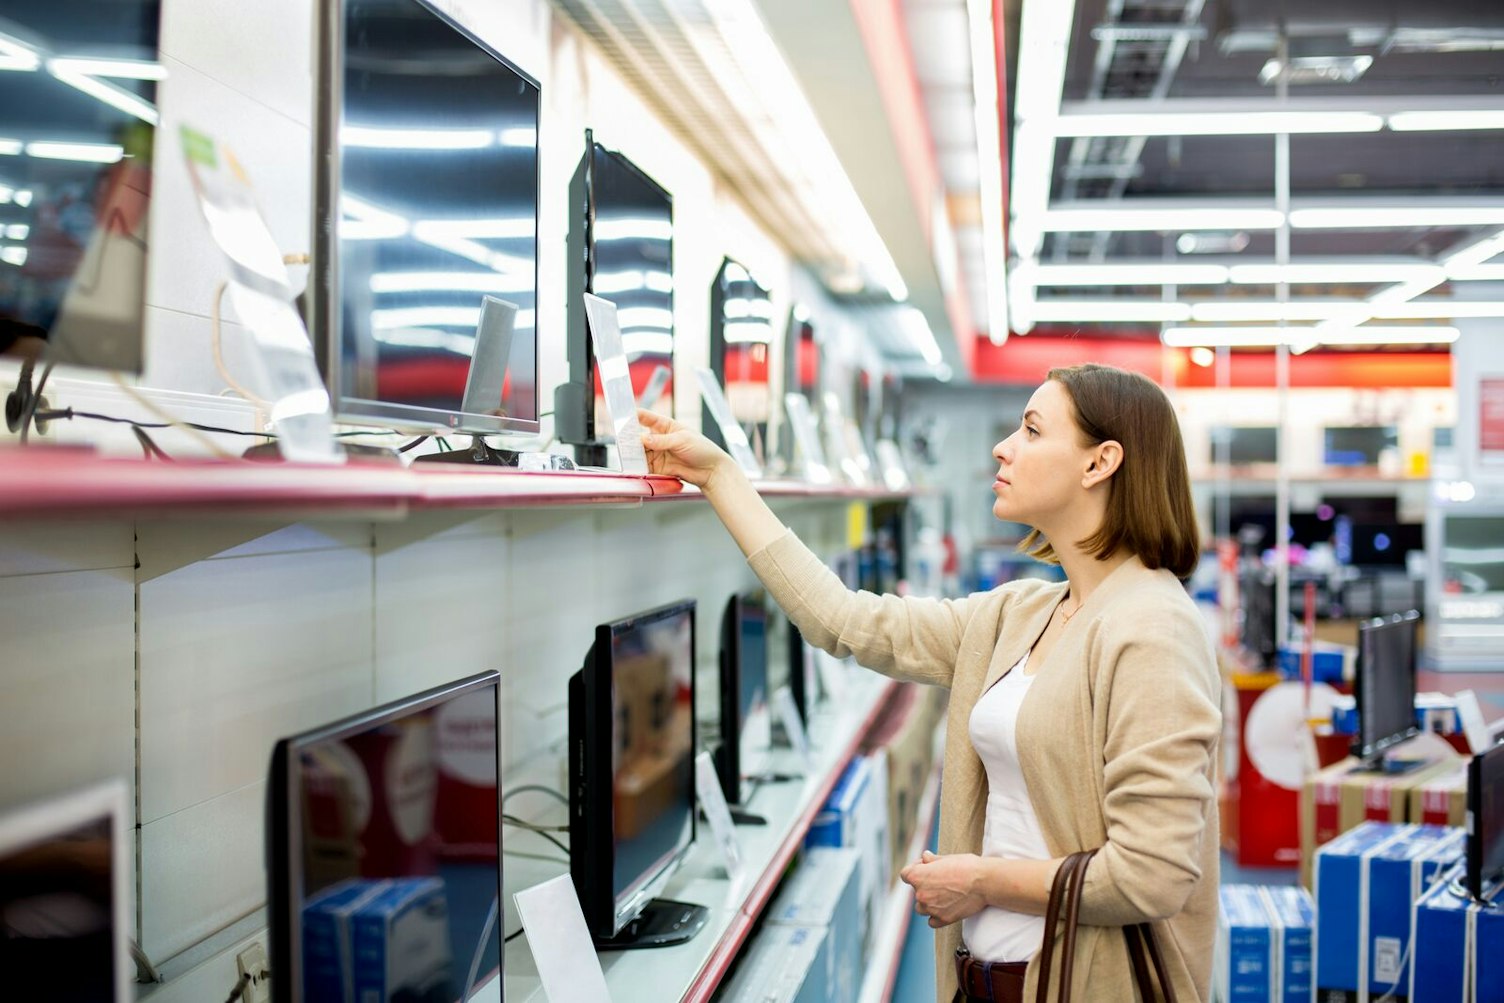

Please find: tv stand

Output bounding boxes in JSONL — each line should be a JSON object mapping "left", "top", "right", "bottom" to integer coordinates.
{"left": 593, "top": 898, "right": 709, "bottom": 950}
{"left": 1350, "top": 756, "right": 1429, "bottom": 777}
{"left": 573, "top": 442, "right": 610, "bottom": 469}
{"left": 412, "top": 436, "right": 522, "bottom": 467}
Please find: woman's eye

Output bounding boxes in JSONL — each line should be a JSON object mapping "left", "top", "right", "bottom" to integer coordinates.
{"left": 1025, "top": 425, "right": 1038, "bottom": 437}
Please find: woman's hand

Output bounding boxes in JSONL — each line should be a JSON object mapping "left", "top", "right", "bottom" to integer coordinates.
{"left": 636, "top": 408, "right": 735, "bottom": 490}
{"left": 900, "top": 850, "right": 989, "bottom": 928}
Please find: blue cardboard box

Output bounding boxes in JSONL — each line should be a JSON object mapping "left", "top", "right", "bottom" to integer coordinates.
{"left": 1410, "top": 863, "right": 1504, "bottom": 1003}
{"left": 807, "top": 756, "right": 871, "bottom": 850}
{"left": 303, "top": 878, "right": 391, "bottom": 1003}
{"left": 1217, "top": 884, "right": 1315, "bottom": 1003}
{"left": 719, "top": 923, "right": 830, "bottom": 1003}
{"left": 1314, "top": 821, "right": 1464, "bottom": 1003}
{"left": 350, "top": 876, "right": 453, "bottom": 1002}
{"left": 768, "top": 848, "right": 862, "bottom": 1003}
{"left": 1278, "top": 643, "right": 1352, "bottom": 684}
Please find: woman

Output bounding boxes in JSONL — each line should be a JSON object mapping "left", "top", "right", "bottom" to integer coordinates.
{"left": 638, "top": 363, "right": 1221, "bottom": 1003}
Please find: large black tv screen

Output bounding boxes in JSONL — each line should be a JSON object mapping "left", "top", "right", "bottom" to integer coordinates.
{"left": 315, "top": 0, "right": 540, "bottom": 434}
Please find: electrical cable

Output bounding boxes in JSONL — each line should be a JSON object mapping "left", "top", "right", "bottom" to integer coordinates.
{"left": 504, "top": 926, "right": 526, "bottom": 943}
{"left": 502, "top": 813, "right": 568, "bottom": 833}
{"left": 501, "top": 784, "right": 568, "bottom": 807}
{"left": 222, "top": 972, "right": 251, "bottom": 1003}
{"left": 502, "top": 818, "right": 570, "bottom": 858}
{"left": 110, "top": 373, "right": 236, "bottom": 458}
{"left": 398, "top": 435, "right": 430, "bottom": 453}
{"left": 17, "top": 359, "right": 54, "bottom": 445}
{"left": 132, "top": 425, "right": 172, "bottom": 461}
{"left": 210, "top": 279, "right": 270, "bottom": 411}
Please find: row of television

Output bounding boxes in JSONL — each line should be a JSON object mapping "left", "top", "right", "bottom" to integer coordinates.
{"left": 0, "top": 589, "right": 811, "bottom": 1001}
{"left": 0, "top": 0, "right": 814, "bottom": 461}
{"left": 1207, "top": 425, "right": 1416, "bottom": 468}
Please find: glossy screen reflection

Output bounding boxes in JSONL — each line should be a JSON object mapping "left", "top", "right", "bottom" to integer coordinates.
{"left": 0, "top": 0, "right": 160, "bottom": 373}
{"left": 589, "top": 144, "right": 674, "bottom": 424}
{"left": 293, "top": 685, "right": 499, "bottom": 1002}
{"left": 610, "top": 607, "right": 694, "bottom": 903}
{"left": 334, "top": 0, "right": 539, "bottom": 432}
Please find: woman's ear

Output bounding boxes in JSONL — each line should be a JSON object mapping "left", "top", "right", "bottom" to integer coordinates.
{"left": 1083, "top": 440, "right": 1123, "bottom": 488}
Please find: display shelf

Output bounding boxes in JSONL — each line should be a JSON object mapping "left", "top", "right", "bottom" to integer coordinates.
{"left": 487, "top": 673, "right": 899, "bottom": 1003}
{"left": 0, "top": 446, "right": 915, "bottom": 519}
{"left": 857, "top": 761, "right": 943, "bottom": 1003}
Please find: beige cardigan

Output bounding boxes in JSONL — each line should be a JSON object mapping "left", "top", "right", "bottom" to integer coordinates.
{"left": 747, "top": 531, "right": 1221, "bottom": 1003}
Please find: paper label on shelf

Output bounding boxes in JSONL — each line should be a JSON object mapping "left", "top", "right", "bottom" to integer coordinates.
{"left": 513, "top": 874, "right": 613, "bottom": 1003}
{"left": 694, "top": 751, "right": 744, "bottom": 883}
{"left": 695, "top": 367, "right": 762, "bottom": 478}
{"left": 783, "top": 393, "right": 832, "bottom": 484}
{"left": 583, "top": 293, "right": 649, "bottom": 475}
{"left": 773, "top": 686, "right": 813, "bottom": 770}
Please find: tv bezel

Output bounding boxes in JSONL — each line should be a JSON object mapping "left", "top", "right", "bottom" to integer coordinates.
{"left": 714, "top": 590, "right": 769, "bottom": 806}
{"left": 1351, "top": 609, "right": 1422, "bottom": 765}
{"left": 569, "top": 599, "right": 697, "bottom": 940}
{"left": 0, "top": 779, "right": 132, "bottom": 1003}
{"left": 267, "top": 670, "right": 503, "bottom": 1003}
{"left": 310, "top": 0, "right": 542, "bottom": 436}
{"left": 561, "top": 130, "right": 676, "bottom": 450}
{"left": 1467, "top": 742, "right": 1504, "bottom": 902}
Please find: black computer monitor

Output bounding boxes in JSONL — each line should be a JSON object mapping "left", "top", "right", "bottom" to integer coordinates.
{"left": 0, "top": 1, "right": 160, "bottom": 373}
{"left": 311, "top": 0, "right": 541, "bottom": 438}
{"left": 1323, "top": 426, "right": 1398, "bottom": 467}
{"left": 1239, "top": 568, "right": 1278, "bottom": 669}
{"left": 267, "top": 672, "right": 502, "bottom": 1003}
{"left": 714, "top": 590, "right": 772, "bottom": 808}
{"left": 559, "top": 131, "right": 674, "bottom": 464}
{"left": 706, "top": 257, "right": 773, "bottom": 453}
{"left": 1208, "top": 426, "right": 1278, "bottom": 466}
{"left": 0, "top": 780, "right": 131, "bottom": 1003}
{"left": 1466, "top": 743, "right": 1504, "bottom": 902}
{"left": 568, "top": 600, "right": 705, "bottom": 950}
{"left": 1351, "top": 610, "right": 1422, "bottom": 772}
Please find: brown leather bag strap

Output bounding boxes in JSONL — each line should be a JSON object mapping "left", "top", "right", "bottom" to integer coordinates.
{"left": 1123, "top": 922, "right": 1180, "bottom": 1003}
{"left": 1034, "top": 849, "right": 1098, "bottom": 1003}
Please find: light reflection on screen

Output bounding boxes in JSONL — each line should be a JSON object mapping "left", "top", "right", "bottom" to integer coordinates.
{"left": 336, "top": 0, "right": 539, "bottom": 432}
{"left": 610, "top": 607, "right": 693, "bottom": 903}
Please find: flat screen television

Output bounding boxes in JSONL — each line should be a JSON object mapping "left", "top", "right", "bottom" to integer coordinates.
{"left": 1239, "top": 567, "right": 1278, "bottom": 669}
{"left": 311, "top": 0, "right": 540, "bottom": 438}
{"left": 1442, "top": 514, "right": 1504, "bottom": 595}
{"left": 767, "top": 608, "right": 815, "bottom": 728}
{"left": 267, "top": 671, "right": 502, "bottom": 1003}
{"left": 569, "top": 599, "right": 705, "bottom": 949}
{"left": 0, "top": 779, "right": 131, "bottom": 1003}
{"left": 1466, "top": 742, "right": 1504, "bottom": 902}
{"left": 559, "top": 130, "right": 674, "bottom": 465}
{"left": 714, "top": 590, "right": 772, "bottom": 809}
{"left": 1323, "top": 425, "right": 1398, "bottom": 467}
{"left": 773, "top": 307, "right": 817, "bottom": 473}
{"left": 1349, "top": 522, "right": 1424, "bottom": 568}
{"left": 705, "top": 257, "right": 772, "bottom": 454}
{"left": 1208, "top": 426, "right": 1278, "bottom": 466}
{"left": 1351, "top": 610, "right": 1422, "bottom": 772}
{"left": 0, "top": 0, "right": 160, "bottom": 374}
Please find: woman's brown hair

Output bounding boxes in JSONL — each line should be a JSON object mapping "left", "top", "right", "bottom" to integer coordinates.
{"left": 1020, "top": 363, "right": 1201, "bottom": 578}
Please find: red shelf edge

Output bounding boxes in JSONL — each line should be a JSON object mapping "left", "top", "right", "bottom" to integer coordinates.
{"left": 680, "top": 678, "right": 901, "bottom": 1003}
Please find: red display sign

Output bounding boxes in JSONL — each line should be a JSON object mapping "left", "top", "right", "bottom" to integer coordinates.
{"left": 1480, "top": 378, "right": 1504, "bottom": 454}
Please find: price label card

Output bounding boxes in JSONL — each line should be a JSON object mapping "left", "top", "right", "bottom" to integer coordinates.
{"left": 696, "top": 367, "right": 762, "bottom": 478}
{"left": 783, "top": 393, "right": 832, "bottom": 484}
{"left": 694, "top": 751, "right": 744, "bottom": 882}
{"left": 513, "top": 874, "right": 612, "bottom": 1003}
{"left": 773, "top": 686, "right": 813, "bottom": 770}
{"left": 583, "top": 293, "right": 649, "bottom": 474}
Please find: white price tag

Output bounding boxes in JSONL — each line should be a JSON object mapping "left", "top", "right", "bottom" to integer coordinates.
{"left": 583, "top": 293, "right": 649, "bottom": 474}
{"left": 694, "top": 751, "right": 744, "bottom": 882}
{"left": 513, "top": 875, "right": 613, "bottom": 1003}
{"left": 783, "top": 393, "right": 832, "bottom": 484}
{"left": 696, "top": 367, "right": 762, "bottom": 477}
{"left": 773, "top": 687, "right": 813, "bottom": 770}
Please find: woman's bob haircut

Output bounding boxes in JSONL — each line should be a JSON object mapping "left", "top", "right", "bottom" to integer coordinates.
{"left": 1020, "top": 363, "right": 1201, "bottom": 579}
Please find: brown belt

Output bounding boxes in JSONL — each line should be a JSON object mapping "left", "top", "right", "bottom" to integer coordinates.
{"left": 954, "top": 947, "right": 1028, "bottom": 1003}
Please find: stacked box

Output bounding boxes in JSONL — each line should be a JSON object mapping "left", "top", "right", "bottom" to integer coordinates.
{"left": 718, "top": 923, "right": 829, "bottom": 1003}
{"left": 1313, "top": 822, "right": 1465, "bottom": 1003}
{"left": 350, "top": 877, "right": 453, "bottom": 1003}
{"left": 1407, "top": 759, "right": 1468, "bottom": 827}
{"left": 767, "top": 848, "right": 862, "bottom": 1003}
{"left": 807, "top": 754, "right": 888, "bottom": 950}
{"left": 1216, "top": 884, "right": 1315, "bottom": 1003}
{"left": 303, "top": 878, "right": 391, "bottom": 1002}
{"left": 1409, "top": 863, "right": 1504, "bottom": 1003}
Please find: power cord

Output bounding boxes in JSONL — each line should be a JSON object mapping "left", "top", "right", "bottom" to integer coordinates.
{"left": 501, "top": 784, "right": 568, "bottom": 807}
{"left": 502, "top": 815, "right": 570, "bottom": 858}
{"left": 222, "top": 973, "right": 251, "bottom": 1003}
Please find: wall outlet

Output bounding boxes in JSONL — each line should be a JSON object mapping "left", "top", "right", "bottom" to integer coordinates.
{"left": 235, "top": 942, "right": 272, "bottom": 1003}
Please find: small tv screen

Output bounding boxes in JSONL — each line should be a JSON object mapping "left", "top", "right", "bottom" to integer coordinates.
{"left": 716, "top": 591, "right": 770, "bottom": 806}
{"left": 1352, "top": 610, "right": 1420, "bottom": 766}
{"left": 0, "top": 0, "right": 160, "bottom": 373}
{"left": 268, "top": 672, "right": 502, "bottom": 1003}
{"left": 1467, "top": 743, "right": 1504, "bottom": 901}
{"left": 314, "top": 0, "right": 540, "bottom": 435}
{"left": 706, "top": 258, "right": 773, "bottom": 451}
{"left": 1209, "top": 426, "right": 1278, "bottom": 466}
{"left": 569, "top": 600, "right": 698, "bottom": 943}
{"left": 1323, "top": 426, "right": 1397, "bottom": 467}
{"left": 1442, "top": 515, "right": 1504, "bottom": 595}
{"left": 0, "top": 781, "right": 131, "bottom": 1003}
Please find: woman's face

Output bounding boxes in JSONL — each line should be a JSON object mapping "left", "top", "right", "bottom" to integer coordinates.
{"left": 990, "top": 380, "right": 1091, "bottom": 527}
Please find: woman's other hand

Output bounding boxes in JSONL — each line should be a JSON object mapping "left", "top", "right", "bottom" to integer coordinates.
{"left": 900, "top": 850, "right": 988, "bottom": 928}
{"left": 637, "top": 408, "right": 734, "bottom": 490}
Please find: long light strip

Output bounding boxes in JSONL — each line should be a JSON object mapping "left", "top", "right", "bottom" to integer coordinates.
{"left": 342, "top": 126, "right": 493, "bottom": 150}
{"left": 1291, "top": 207, "right": 1504, "bottom": 229}
{"left": 1029, "top": 300, "right": 1192, "bottom": 322}
{"left": 966, "top": 0, "right": 1008, "bottom": 345}
{"left": 47, "top": 65, "right": 158, "bottom": 126}
{"left": 1187, "top": 298, "right": 1504, "bottom": 322}
{"left": 25, "top": 141, "right": 123, "bottom": 163}
{"left": 1021, "top": 261, "right": 1230, "bottom": 285}
{"left": 1228, "top": 263, "right": 1445, "bottom": 285}
{"left": 1387, "top": 110, "right": 1504, "bottom": 131}
{"left": 1163, "top": 326, "right": 1459, "bottom": 347}
{"left": 1052, "top": 110, "right": 1384, "bottom": 137}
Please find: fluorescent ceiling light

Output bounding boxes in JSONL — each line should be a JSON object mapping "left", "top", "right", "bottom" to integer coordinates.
{"left": 371, "top": 306, "right": 482, "bottom": 330}
{"left": 900, "top": 307, "right": 943, "bottom": 366}
{"left": 590, "top": 269, "right": 673, "bottom": 296}
{"left": 1163, "top": 326, "right": 1458, "bottom": 347}
{"left": 47, "top": 57, "right": 165, "bottom": 80}
{"left": 47, "top": 64, "right": 158, "bottom": 125}
{"left": 1441, "top": 228, "right": 1504, "bottom": 270}
{"left": 0, "top": 35, "right": 41, "bottom": 73}
{"left": 0, "top": 139, "right": 21, "bottom": 156}
{"left": 25, "top": 141, "right": 123, "bottom": 163}
{"left": 1007, "top": 0, "right": 1075, "bottom": 275}
{"left": 1040, "top": 207, "right": 1285, "bottom": 232}
{"left": 4, "top": 224, "right": 29, "bottom": 240}
{"left": 369, "top": 272, "right": 530, "bottom": 295}
{"left": 1387, "top": 110, "right": 1504, "bottom": 131}
{"left": 1190, "top": 301, "right": 1349, "bottom": 322}
{"left": 1030, "top": 300, "right": 1192, "bottom": 322}
{"left": 341, "top": 194, "right": 410, "bottom": 240}
{"left": 1259, "top": 55, "right": 1373, "bottom": 86}
{"left": 411, "top": 219, "right": 534, "bottom": 240}
{"left": 1189, "top": 346, "right": 1216, "bottom": 367}
{"left": 1177, "top": 232, "right": 1250, "bottom": 254}
{"left": 1290, "top": 207, "right": 1504, "bottom": 229}
{"left": 1447, "top": 264, "right": 1504, "bottom": 281}
{"left": 343, "top": 126, "right": 493, "bottom": 150}
{"left": 1021, "top": 262, "right": 1230, "bottom": 285}
{"left": 497, "top": 128, "right": 536, "bottom": 147}
{"left": 1371, "top": 301, "right": 1504, "bottom": 319}
{"left": 1, "top": 247, "right": 27, "bottom": 266}
{"left": 592, "top": 219, "right": 673, "bottom": 242}
{"left": 1228, "top": 263, "right": 1446, "bottom": 285}
{"left": 1051, "top": 111, "right": 1383, "bottom": 138}
{"left": 616, "top": 307, "right": 675, "bottom": 331}
{"left": 1186, "top": 298, "right": 1490, "bottom": 322}
{"left": 967, "top": 0, "right": 1009, "bottom": 345}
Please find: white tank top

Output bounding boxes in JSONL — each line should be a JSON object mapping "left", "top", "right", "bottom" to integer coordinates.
{"left": 962, "top": 652, "right": 1051, "bottom": 963}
